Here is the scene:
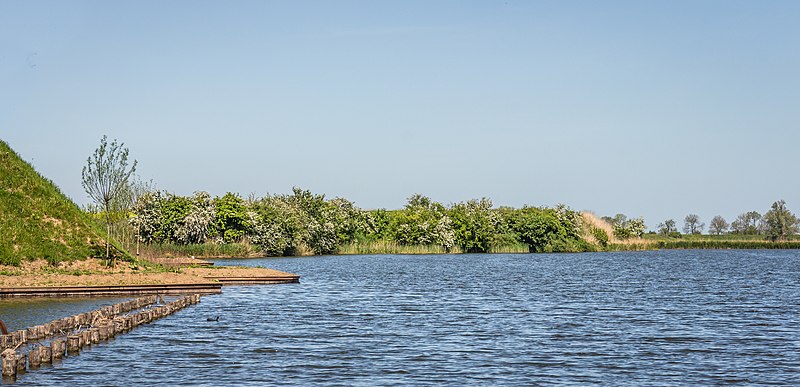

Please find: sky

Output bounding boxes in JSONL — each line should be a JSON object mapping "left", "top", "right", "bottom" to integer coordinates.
{"left": 2, "top": 1, "right": 798, "bottom": 230}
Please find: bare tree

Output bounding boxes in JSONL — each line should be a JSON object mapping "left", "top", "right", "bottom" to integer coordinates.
{"left": 657, "top": 219, "right": 677, "bottom": 235}
{"left": 683, "top": 214, "right": 704, "bottom": 234}
{"left": 731, "top": 211, "right": 762, "bottom": 234}
{"left": 82, "top": 136, "right": 137, "bottom": 267}
{"left": 709, "top": 215, "right": 729, "bottom": 235}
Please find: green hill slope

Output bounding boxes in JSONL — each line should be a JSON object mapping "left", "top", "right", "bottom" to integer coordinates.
{"left": 0, "top": 140, "right": 106, "bottom": 265}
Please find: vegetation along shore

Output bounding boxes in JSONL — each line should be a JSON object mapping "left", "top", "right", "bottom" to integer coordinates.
{"left": 2, "top": 136, "right": 800, "bottom": 273}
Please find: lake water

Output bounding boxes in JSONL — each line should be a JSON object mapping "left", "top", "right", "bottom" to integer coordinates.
{"left": 5, "top": 250, "right": 800, "bottom": 385}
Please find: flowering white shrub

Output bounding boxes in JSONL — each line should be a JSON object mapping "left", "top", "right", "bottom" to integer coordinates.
{"left": 174, "top": 191, "right": 215, "bottom": 244}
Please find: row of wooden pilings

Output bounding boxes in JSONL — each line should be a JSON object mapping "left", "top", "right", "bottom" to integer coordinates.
{"left": 1, "top": 294, "right": 201, "bottom": 379}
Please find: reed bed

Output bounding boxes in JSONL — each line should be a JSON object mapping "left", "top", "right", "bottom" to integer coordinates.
{"left": 138, "top": 242, "right": 260, "bottom": 259}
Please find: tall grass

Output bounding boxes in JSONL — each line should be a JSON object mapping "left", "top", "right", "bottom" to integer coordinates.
{"left": 654, "top": 240, "right": 800, "bottom": 250}
{"left": 338, "top": 241, "right": 462, "bottom": 255}
{"left": 338, "top": 240, "right": 532, "bottom": 255}
{"left": 137, "top": 242, "right": 261, "bottom": 259}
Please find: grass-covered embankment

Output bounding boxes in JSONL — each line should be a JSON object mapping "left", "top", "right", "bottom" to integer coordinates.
{"left": 0, "top": 140, "right": 116, "bottom": 266}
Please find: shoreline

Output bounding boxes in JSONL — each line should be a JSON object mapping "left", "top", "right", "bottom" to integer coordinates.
{"left": 174, "top": 242, "right": 800, "bottom": 259}
{"left": 0, "top": 258, "right": 299, "bottom": 298}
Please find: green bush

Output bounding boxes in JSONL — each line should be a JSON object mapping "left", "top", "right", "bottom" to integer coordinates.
{"left": 592, "top": 227, "right": 609, "bottom": 247}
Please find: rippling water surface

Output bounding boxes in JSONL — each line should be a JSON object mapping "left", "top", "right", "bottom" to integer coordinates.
{"left": 7, "top": 250, "right": 800, "bottom": 385}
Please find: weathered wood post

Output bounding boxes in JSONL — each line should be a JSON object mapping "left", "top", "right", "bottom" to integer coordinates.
{"left": 51, "top": 338, "right": 65, "bottom": 361}
{"left": 26, "top": 327, "right": 38, "bottom": 341}
{"left": 28, "top": 346, "right": 41, "bottom": 369}
{"left": 0, "top": 335, "right": 11, "bottom": 350}
{"left": 90, "top": 328, "right": 100, "bottom": 344}
{"left": 81, "top": 330, "right": 91, "bottom": 347}
{"left": 14, "top": 353, "right": 25, "bottom": 374}
{"left": 39, "top": 346, "right": 51, "bottom": 364}
{"left": 12, "top": 330, "right": 26, "bottom": 347}
{"left": 2, "top": 349, "right": 16, "bottom": 377}
{"left": 67, "top": 335, "right": 81, "bottom": 354}
{"left": 98, "top": 324, "right": 108, "bottom": 341}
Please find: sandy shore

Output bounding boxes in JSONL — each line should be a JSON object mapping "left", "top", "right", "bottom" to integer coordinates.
{"left": 0, "top": 258, "right": 297, "bottom": 288}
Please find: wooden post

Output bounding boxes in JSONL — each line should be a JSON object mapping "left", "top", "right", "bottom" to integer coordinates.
{"left": 81, "top": 330, "right": 91, "bottom": 347}
{"left": 51, "top": 338, "right": 65, "bottom": 360}
{"left": 67, "top": 336, "right": 81, "bottom": 354}
{"left": 12, "top": 330, "right": 26, "bottom": 347}
{"left": 39, "top": 346, "right": 51, "bottom": 364}
{"left": 92, "top": 328, "right": 100, "bottom": 344}
{"left": 0, "top": 335, "right": 11, "bottom": 350}
{"left": 27, "top": 347, "right": 41, "bottom": 369}
{"left": 26, "top": 327, "right": 38, "bottom": 341}
{"left": 1, "top": 349, "right": 16, "bottom": 377}
{"left": 15, "top": 353, "right": 25, "bottom": 374}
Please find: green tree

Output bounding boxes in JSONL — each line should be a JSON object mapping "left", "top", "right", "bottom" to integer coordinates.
{"left": 158, "top": 194, "right": 192, "bottom": 242}
{"left": 391, "top": 194, "right": 454, "bottom": 249}
{"left": 610, "top": 214, "right": 645, "bottom": 239}
{"left": 213, "top": 192, "right": 249, "bottom": 243}
{"left": 509, "top": 207, "right": 566, "bottom": 253}
{"left": 449, "top": 198, "right": 498, "bottom": 253}
{"left": 763, "top": 200, "right": 799, "bottom": 241}
{"left": 81, "top": 135, "right": 137, "bottom": 266}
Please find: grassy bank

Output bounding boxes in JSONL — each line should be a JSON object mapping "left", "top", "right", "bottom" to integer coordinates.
{"left": 0, "top": 140, "right": 121, "bottom": 266}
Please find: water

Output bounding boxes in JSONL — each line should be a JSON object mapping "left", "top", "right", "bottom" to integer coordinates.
{"left": 6, "top": 250, "right": 800, "bottom": 385}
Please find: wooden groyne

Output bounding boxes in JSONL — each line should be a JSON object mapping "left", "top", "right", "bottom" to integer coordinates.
{"left": 1, "top": 294, "right": 201, "bottom": 380}
{"left": 0, "top": 283, "right": 221, "bottom": 298}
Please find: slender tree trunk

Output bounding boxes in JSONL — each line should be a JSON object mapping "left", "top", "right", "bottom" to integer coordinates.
{"left": 136, "top": 223, "right": 140, "bottom": 256}
{"left": 105, "top": 213, "right": 110, "bottom": 259}
{"left": 104, "top": 205, "right": 115, "bottom": 269}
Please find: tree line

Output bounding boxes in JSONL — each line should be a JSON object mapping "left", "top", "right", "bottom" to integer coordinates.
{"left": 607, "top": 201, "right": 799, "bottom": 242}
{"left": 126, "top": 189, "right": 592, "bottom": 255}
{"left": 81, "top": 136, "right": 798, "bottom": 259}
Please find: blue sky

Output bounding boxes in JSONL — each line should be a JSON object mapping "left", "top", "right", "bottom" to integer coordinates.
{"left": 2, "top": 1, "right": 798, "bottom": 229}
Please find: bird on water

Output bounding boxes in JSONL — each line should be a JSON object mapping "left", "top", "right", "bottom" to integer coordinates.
{"left": 206, "top": 316, "right": 220, "bottom": 322}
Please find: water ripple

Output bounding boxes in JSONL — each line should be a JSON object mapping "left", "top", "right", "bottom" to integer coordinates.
{"left": 7, "top": 250, "right": 800, "bottom": 385}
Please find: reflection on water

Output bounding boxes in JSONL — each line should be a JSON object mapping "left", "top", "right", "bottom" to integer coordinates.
{"left": 8, "top": 250, "right": 800, "bottom": 385}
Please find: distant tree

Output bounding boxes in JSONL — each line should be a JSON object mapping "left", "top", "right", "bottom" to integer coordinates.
{"left": 683, "top": 214, "right": 704, "bottom": 235}
{"left": 449, "top": 198, "right": 498, "bottom": 253}
{"left": 391, "top": 194, "right": 455, "bottom": 250}
{"left": 657, "top": 219, "right": 677, "bottom": 235}
{"left": 510, "top": 207, "right": 566, "bottom": 252}
{"left": 762, "top": 200, "right": 799, "bottom": 241}
{"left": 626, "top": 217, "right": 646, "bottom": 238}
{"left": 213, "top": 192, "right": 249, "bottom": 243}
{"left": 610, "top": 214, "right": 645, "bottom": 239}
{"left": 731, "top": 211, "right": 761, "bottom": 235}
{"left": 82, "top": 135, "right": 137, "bottom": 267}
{"left": 709, "top": 215, "right": 729, "bottom": 235}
